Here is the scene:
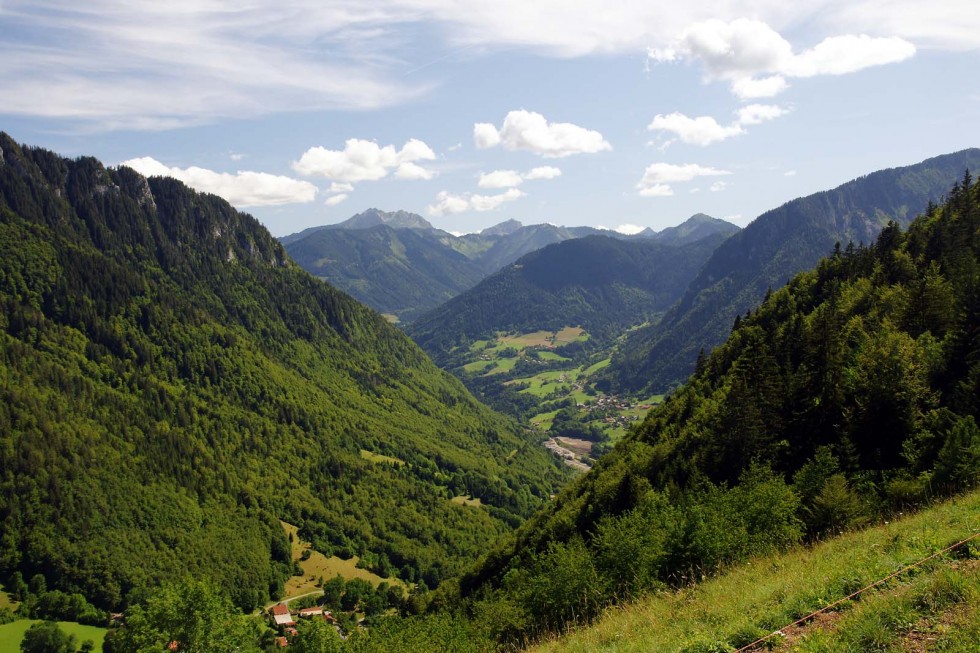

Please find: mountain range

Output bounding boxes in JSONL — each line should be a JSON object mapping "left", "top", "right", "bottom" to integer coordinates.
{"left": 282, "top": 209, "right": 737, "bottom": 323}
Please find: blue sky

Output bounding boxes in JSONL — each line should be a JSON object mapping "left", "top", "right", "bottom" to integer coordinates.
{"left": 2, "top": 1, "right": 978, "bottom": 237}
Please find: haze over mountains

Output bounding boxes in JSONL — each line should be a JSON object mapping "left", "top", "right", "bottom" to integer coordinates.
{"left": 283, "top": 209, "right": 738, "bottom": 322}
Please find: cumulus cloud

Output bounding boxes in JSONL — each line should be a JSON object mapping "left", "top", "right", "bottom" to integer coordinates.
{"left": 328, "top": 182, "right": 354, "bottom": 193}
{"left": 474, "top": 110, "right": 611, "bottom": 158}
{"left": 478, "top": 166, "right": 564, "bottom": 188}
{"left": 710, "top": 180, "right": 729, "bottom": 192}
{"left": 647, "top": 113, "right": 744, "bottom": 146}
{"left": 428, "top": 188, "right": 524, "bottom": 216}
{"left": 737, "top": 103, "right": 788, "bottom": 125}
{"left": 120, "top": 157, "right": 318, "bottom": 207}
{"left": 637, "top": 162, "right": 730, "bottom": 197}
{"left": 648, "top": 104, "right": 787, "bottom": 147}
{"left": 293, "top": 138, "right": 436, "bottom": 182}
{"left": 324, "top": 193, "right": 349, "bottom": 206}
{"left": 649, "top": 18, "right": 916, "bottom": 99}
{"left": 395, "top": 162, "right": 437, "bottom": 180}
{"left": 525, "top": 166, "right": 563, "bottom": 180}
{"left": 478, "top": 170, "right": 524, "bottom": 189}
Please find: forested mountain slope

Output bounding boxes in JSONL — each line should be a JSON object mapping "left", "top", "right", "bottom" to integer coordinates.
{"left": 432, "top": 173, "right": 980, "bottom": 646}
{"left": 0, "top": 134, "right": 567, "bottom": 612}
{"left": 607, "top": 149, "right": 980, "bottom": 393}
{"left": 408, "top": 233, "right": 730, "bottom": 365}
{"left": 284, "top": 224, "right": 484, "bottom": 323}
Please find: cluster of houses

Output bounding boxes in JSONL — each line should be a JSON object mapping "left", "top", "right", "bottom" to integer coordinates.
{"left": 268, "top": 603, "right": 336, "bottom": 648}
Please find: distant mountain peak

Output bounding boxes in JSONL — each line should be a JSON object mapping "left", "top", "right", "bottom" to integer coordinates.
{"left": 481, "top": 219, "right": 524, "bottom": 236}
{"left": 646, "top": 214, "right": 741, "bottom": 246}
{"left": 336, "top": 208, "right": 433, "bottom": 230}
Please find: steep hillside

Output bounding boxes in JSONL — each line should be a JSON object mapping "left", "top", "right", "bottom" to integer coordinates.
{"left": 408, "top": 233, "right": 730, "bottom": 365}
{"left": 0, "top": 134, "right": 567, "bottom": 612}
{"left": 434, "top": 174, "right": 980, "bottom": 645}
{"left": 284, "top": 224, "right": 483, "bottom": 322}
{"left": 607, "top": 149, "right": 980, "bottom": 393}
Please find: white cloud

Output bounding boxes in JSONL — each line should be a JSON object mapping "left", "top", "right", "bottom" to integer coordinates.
{"left": 473, "top": 123, "right": 502, "bottom": 149}
{"left": 120, "top": 156, "right": 318, "bottom": 207}
{"left": 613, "top": 223, "right": 646, "bottom": 235}
{"left": 525, "top": 166, "right": 563, "bottom": 180}
{"left": 427, "top": 188, "right": 524, "bottom": 216}
{"left": 639, "top": 184, "right": 674, "bottom": 197}
{"left": 478, "top": 166, "right": 564, "bottom": 188}
{"left": 293, "top": 138, "right": 435, "bottom": 182}
{"left": 784, "top": 170, "right": 797, "bottom": 177}
{"left": 478, "top": 170, "right": 524, "bottom": 189}
{"left": 637, "top": 162, "right": 730, "bottom": 197}
{"left": 395, "top": 162, "right": 437, "bottom": 180}
{"left": 324, "top": 193, "right": 349, "bottom": 206}
{"left": 650, "top": 18, "right": 916, "bottom": 99}
{"left": 737, "top": 103, "right": 788, "bottom": 125}
{"left": 328, "top": 182, "right": 355, "bottom": 193}
{"left": 229, "top": 152, "right": 246, "bottom": 162}
{"left": 447, "top": 142, "right": 463, "bottom": 152}
{"left": 648, "top": 104, "right": 788, "bottom": 147}
{"left": 0, "top": 1, "right": 431, "bottom": 130}
{"left": 474, "top": 110, "right": 611, "bottom": 157}
{"left": 730, "top": 75, "right": 790, "bottom": 99}
{"left": 0, "top": 2, "right": 972, "bottom": 130}
{"left": 710, "top": 180, "right": 728, "bottom": 192}
{"left": 428, "top": 191, "right": 471, "bottom": 216}
{"left": 647, "top": 113, "right": 744, "bottom": 146}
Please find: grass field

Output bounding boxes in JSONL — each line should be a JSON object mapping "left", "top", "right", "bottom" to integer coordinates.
{"left": 450, "top": 495, "right": 483, "bottom": 507}
{"left": 0, "top": 585, "right": 16, "bottom": 612}
{"left": 277, "top": 522, "right": 407, "bottom": 606}
{"left": 530, "top": 489, "right": 980, "bottom": 652}
{"left": 359, "top": 449, "right": 405, "bottom": 466}
{"left": 0, "top": 620, "right": 107, "bottom": 653}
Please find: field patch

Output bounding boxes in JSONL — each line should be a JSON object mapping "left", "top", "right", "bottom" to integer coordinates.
{"left": 450, "top": 495, "right": 483, "bottom": 507}
{"left": 0, "top": 621, "right": 106, "bottom": 653}
{"left": 278, "top": 522, "right": 407, "bottom": 605}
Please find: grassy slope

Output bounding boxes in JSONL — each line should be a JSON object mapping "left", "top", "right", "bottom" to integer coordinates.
{"left": 530, "top": 489, "right": 980, "bottom": 652}
{"left": 0, "top": 621, "right": 107, "bottom": 653}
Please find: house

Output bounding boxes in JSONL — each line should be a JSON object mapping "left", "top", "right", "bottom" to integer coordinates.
{"left": 270, "top": 603, "right": 296, "bottom": 627}
{"left": 298, "top": 606, "right": 324, "bottom": 618}
{"left": 275, "top": 636, "right": 289, "bottom": 648}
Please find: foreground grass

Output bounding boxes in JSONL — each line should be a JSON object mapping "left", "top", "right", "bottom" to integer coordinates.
{"left": 0, "top": 621, "right": 106, "bottom": 653}
{"left": 530, "top": 490, "right": 980, "bottom": 653}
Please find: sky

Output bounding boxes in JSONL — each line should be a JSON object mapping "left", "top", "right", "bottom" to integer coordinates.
{"left": 1, "top": 1, "right": 979, "bottom": 237}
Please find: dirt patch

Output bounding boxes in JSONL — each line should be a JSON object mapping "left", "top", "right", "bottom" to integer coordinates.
{"left": 766, "top": 610, "right": 844, "bottom": 651}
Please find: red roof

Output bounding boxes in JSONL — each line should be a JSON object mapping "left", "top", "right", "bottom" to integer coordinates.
{"left": 271, "top": 603, "right": 290, "bottom": 615}
{"left": 275, "top": 636, "right": 289, "bottom": 647}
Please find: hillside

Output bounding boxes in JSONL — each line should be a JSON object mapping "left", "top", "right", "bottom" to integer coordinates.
{"left": 284, "top": 224, "right": 484, "bottom": 323}
{"left": 415, "top": 173, "right": 980, "bottom": 646}
{"left": 531, "top": 488, "right": 980, "bottom": 652}
{"left": 606, "top": 149, "right": 980, "bottom": 393}
{"left": 407, "top": 233, "right": 731, "bottom": 366}
{"left": 0, "top": 134, "right": 567, "bottom": 613}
